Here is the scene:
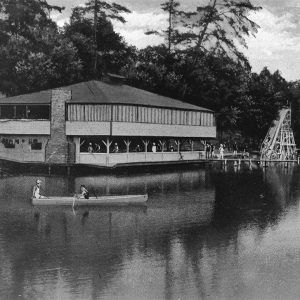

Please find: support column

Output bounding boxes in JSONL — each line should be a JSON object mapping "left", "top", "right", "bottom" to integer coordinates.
{"left": 45, "top": 89, "right": 71, "bottom": 163}
{"left": 142, "top": 139, "right": 149, "bottom": 162}
{"left": 175, "top": 139, "right": 182, "bottom": 160}
{"left": 158, "top": 139, "right": 165, "bottom": 161}
{"left": 190, "top": 139, "right": 194, "bottom": 152}
{"left": 102, "top": 137, "right": 112, "bottom": 166}
{"left": 123, "top": 138, "right": 132, "bottom": 153}
{"left": 124, "top": 138, "right": 132, "bottom": 163}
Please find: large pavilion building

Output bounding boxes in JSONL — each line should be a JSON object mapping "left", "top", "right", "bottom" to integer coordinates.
{"left": 0, "top": 76, "right": 216, "bottom": 167}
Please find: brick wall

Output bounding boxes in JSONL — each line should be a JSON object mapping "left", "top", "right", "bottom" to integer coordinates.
{"left": 45, "top": 89, "right": 73, "bottom": 163}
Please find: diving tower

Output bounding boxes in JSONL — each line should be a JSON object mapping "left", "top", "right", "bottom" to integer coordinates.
{"left": 260, "top": 108, "right": 297, "bottom": 160}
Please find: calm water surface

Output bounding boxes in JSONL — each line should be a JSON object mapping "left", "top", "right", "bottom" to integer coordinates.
{"left": 1, "top": 165, "right": 300, "bottom": 299}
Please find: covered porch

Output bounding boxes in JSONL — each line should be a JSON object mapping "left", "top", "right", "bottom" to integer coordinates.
{"left": 74, "top": 136, "right": 206, "bottom": 166}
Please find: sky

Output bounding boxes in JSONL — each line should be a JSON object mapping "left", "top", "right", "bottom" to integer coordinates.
{"left": 48, "top": 0, "right": 300, "bottom": 81}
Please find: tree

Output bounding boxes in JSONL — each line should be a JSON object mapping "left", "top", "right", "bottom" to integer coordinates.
{"left": 74, "top": 0, "right": 131, "bottom": 75}
{"left": 13, "top": 36, "right": 82, "bottom": 94}
{"left": 145, "top": 0, "right": 181, "bottom": 53}
{"left": 0, "top": 0, "right": 82, "bottom": 95}
{"left": 0, "top": 0, "right": 63, "bottom": 41}
{"left": 65, "top": 6, "right": 134, "bottom": 78}
{"left": 176, "top": 0, "right": 261, "bottom": 98}
{"left": 236, "top": 68, "right": 290, "bottom": 141}
{"left": 178, "top": 0, "right": 261, "bottom": 62}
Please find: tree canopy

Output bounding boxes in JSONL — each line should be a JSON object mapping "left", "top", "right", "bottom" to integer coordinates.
{"left": 0, "top": 0, "right": 82, "bottom": 95}
{"left": 0, "top": 0, "right": 297, "bottom": 147}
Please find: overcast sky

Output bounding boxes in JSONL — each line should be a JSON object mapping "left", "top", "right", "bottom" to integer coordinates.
{"left": 48, "top": 0, "right": 300, "bottom": 81}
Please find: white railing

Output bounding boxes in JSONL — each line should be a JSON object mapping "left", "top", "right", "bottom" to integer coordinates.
{"left": 77, "top": 151, "right": 205, "bottom": 166}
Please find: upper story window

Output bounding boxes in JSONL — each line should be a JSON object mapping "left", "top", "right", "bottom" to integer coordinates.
{"left": 0, "top": 105, "right": 50, "bottom": 120}
{"left": 1, "top": 105, "right": 14, "bottom": 119}
{"left": 67, "top": 104, "right": 215, "bottom": 127}
{"left": 27, "top": 105, "right": 50, "bottom": 119}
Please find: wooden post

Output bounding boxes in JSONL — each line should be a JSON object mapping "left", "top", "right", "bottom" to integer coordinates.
{"left": 158, "top": 139, "right": 165, "bottom": 161}
{"left": 175, "top": 139, "right": 180, "bottom": 152}
{"left": 158, "top": 139, "right": 165, "bottom": 152}
{"left": 123, "top": 138, "right": 132, "bottom": 163}
{"left": 102, "top": 138, "right": 112, "bottom": 166}
{"left": 142, "top": 139, "right": 149, "bottom": 162}
{"left": 142, "top": 139, "right": 149, "bottom": 153}
{"left": 123, "top": 138, "right": 132, "bottom": 153}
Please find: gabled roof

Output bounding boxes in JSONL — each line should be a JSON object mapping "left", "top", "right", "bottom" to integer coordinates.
{"left": 0, "top": 90, "right": 51, "bottom": 104}
{"left": 0, "top": 80, "right": 213, "bottom": 112}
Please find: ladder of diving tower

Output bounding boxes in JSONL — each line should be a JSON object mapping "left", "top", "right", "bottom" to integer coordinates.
{"left": 260, "top": 108, "right": 297, "bottom": 160}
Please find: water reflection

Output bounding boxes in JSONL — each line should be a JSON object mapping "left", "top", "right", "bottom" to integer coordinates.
{"left": 0, "top": 166, "right": 300, "bottom": 299}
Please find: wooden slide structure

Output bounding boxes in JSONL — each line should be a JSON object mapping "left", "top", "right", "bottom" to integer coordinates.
{"left": 260, "top": 108, "right": 297, "bottom": 161}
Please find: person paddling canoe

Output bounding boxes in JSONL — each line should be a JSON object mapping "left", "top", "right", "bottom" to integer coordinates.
{"left": 79, "top": 185, "right": 89, "bottom": 199}
{"left": 32, "top": 179, "right": 45, "bottom": 199}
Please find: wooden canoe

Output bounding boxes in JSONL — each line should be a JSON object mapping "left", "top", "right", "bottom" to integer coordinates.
{"left": 32, "top": 194, "right": 148, "bottom": 206}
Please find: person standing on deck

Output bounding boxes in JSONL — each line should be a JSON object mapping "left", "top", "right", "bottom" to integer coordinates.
{"left": 206, "top": 143, "right": 211, "bottom": 159}
{"left": 32, "top": 179, "right": 45, "bottom": 199}
{"left": 79, "top": 185, "right": 89, "bottom": 199}
{"left": 152, "top": 143, "right": 157, "bottom": 153}
{"left": 233, "top": 142, "right": 238, "bottom": 157}
{"left": 219, "top": 144, "right": 224, "bottom": 160}
{"left": 113, "top": 142, "right": 119, "bottom": 153}
{"left": 88, "top": 143, "right": 93, "bottom": 153}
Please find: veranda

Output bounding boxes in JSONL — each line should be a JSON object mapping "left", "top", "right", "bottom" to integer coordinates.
{"left": 75, "top": 136, "right": 206, "bottom": 166}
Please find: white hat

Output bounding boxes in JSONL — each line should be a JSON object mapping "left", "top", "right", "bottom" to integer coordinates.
{"left": 36, "top": 179, "right": 42, "bottom": 183}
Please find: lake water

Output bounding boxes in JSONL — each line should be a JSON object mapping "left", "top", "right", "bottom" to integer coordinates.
{"left": 1, "top": 164, "right": 300, "bottom": 299}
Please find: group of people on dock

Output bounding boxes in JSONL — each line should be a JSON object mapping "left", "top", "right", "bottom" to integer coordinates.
{"left": 205, "top": 141, "right": 250, "bottom": 160}
{"left": 205, "top": 143, "right": 224, "bottom": 159}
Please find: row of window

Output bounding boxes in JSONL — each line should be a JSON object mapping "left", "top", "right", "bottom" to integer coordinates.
{"left": 0, "top": 138, "right": 42, "bottom": 150}
{"left": 0, "top": 105, "right": 50, "bottom": 120}
{"left": 68, "top": 105, "right": 215, "bottom": 127}
{"left": 0, "top": 104, "right": 215, "bottom": 127}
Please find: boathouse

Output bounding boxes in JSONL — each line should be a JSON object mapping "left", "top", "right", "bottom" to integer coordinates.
{"left": 0, "top": 76, "right": 216, "bottom": 166}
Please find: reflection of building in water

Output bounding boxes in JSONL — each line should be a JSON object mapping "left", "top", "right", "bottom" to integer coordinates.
{"left": 0, "top": 170, "right": 216, "bottom": 299}
{"left": 2, "top": 167, "right": 300, "bottom": 298}
{"left": 0, "top": 169, "right": 211, "bottom": 199}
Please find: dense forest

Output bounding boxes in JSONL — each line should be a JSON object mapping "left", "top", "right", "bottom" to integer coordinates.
{"left": 0, "top": 0, "right": 299, "bottom": 146}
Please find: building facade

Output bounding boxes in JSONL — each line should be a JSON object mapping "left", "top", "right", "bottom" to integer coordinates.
{"left": 0, "top": 78, "right": 216, "bottom": 166}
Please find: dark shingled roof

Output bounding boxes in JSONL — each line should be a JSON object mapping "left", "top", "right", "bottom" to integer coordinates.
{"left": 0, "top": 80, "right": 212, "bottom": 112}
{"left": 0, "top": 90, "right": 51, "bottom": 104}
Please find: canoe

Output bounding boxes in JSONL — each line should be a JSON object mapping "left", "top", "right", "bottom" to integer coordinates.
{"left": 32, "top": 194, "right": 148, "bottom": 206}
